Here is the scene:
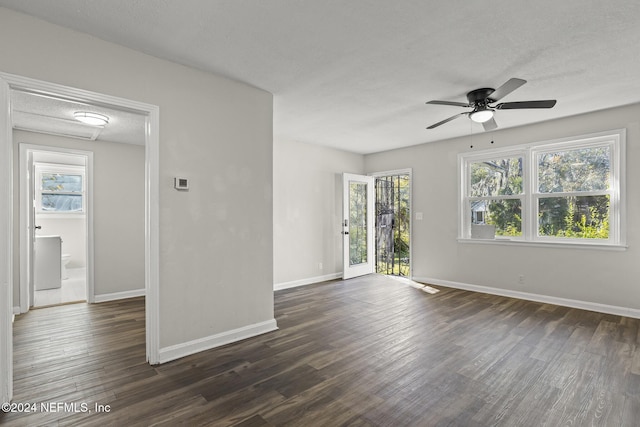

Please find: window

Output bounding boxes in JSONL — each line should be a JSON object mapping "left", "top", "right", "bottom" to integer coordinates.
{"left": 467, "top": 155, "right": 524, "bottom": 237}
{"left": 35, "top": 163, "right": 86, "bottom": 214}
{"left": 460, "top": 130, "right": 625, "bottom": 247}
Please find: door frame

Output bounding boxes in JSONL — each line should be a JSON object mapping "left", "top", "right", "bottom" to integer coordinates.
{"left": 370, "top": 168, "right": 413, "bottom": 279}
{"left": 0, "top": 72, "right": 161, "bottom": 403}
{"left": 0, "top": 74, "right": 12, "bottom": 404}
{"left": 19, "top": 145, "right": 93, "bottom": 309}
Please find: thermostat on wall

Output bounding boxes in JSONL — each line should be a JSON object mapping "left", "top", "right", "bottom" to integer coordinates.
{"left": 174, "top": 177, "right": 189, "bottom": 190}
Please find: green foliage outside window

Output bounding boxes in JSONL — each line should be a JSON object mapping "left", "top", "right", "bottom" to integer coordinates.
{"left": 487, "top": 200, "right": 522, "bottom": 236}
{"left": 349, "top": 182, "right": 368, "bottom": 265}
{"left": 538, "top": 196, "right": 609, "bottom": 239}
{"left": 470, "top": 157, "right": 523, "bottom": 236}
{"left": 469, "top": 145, "right": 611, "bottom": 240}
{"left": 537, "top": 146, "right": 610, "bottom": 239}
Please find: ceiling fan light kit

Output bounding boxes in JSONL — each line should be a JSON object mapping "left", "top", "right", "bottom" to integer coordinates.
{"left": 426, "top": 78, "right": 557, "bottom": 131}
{"left": 469, "top": 109, "right": 494, "bottom": 123}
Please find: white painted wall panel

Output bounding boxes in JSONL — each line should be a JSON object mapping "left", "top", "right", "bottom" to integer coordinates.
{"left": 273, "top": 139, "right": 363, "bottom": 285}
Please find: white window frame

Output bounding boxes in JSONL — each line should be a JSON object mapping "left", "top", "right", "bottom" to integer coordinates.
{"left": 35, "top": 162, "right": 86, "bottom": 216}
{"left": 459, "top": 129, "right": 626, "bottom": 249}
{"left": 461, "top": 148, "right": 526, "bottom": 241}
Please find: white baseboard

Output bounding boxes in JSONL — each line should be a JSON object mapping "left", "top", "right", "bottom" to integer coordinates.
{"left": 12, "top": 306, "right": 20, "bottom": 316}
{"left": 158, "top": 318, "right": 278, "bottom": 364}
{"left": 413, "top": 276, "right": 640, "bottom": 319}
{"left": 94, "top": 288, "right": 146, "bottom": 303}
{"left": 274, "top": 272, "right": 342, "bottom": 291}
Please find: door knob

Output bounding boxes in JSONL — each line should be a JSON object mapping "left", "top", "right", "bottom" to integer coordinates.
{"left": 35, "top": 225, "right": 42, "bottom": 229}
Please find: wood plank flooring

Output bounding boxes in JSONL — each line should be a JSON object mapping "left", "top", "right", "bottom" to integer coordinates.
{"left": 2, "top": 274, "right": 639, "bottom": 426}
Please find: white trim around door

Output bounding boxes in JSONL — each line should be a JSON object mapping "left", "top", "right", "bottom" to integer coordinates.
{"left": 19, "top": 144, "right": 94, "bottom": 311}
{"left": 0, "top": 73, "right": 13, "bottom": 404}
{"left": 0, "top": 72, "right": 161, "bottom": 403}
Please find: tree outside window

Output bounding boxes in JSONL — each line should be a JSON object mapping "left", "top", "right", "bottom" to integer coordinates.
{"left": 468, "top": 156, "right": 523, "bottom": 237}
{"left": 536, "top": 146, "right": 610, "bottom": 239}
{"left": 460, "top": 130, "right": 624, "bottom": 246}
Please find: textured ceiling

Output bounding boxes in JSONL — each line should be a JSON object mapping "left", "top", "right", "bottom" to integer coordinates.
{"left": 12, "top": 90, "right": 145, "bottom": 145}
{"left": 1, "top": 1, "right": 640, "bottom": 154}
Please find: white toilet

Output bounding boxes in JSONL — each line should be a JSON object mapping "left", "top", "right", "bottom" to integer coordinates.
{"left": 61, "top": 254, "right": 71, "bottom": 280}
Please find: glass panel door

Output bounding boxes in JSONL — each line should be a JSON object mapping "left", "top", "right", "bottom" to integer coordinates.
{"left": 343, "top": 173, "right": 374, "bottom": 279}
{"left": 349, "top": 181, "right": 368, "bottom": 265}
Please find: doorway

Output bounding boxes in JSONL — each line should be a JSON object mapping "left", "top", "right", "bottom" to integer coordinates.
{"left": 341, "top": 169, "right": 411, "bottom": 280}
{"left": 0, "top": 72, "right": 161, "bottom": 404}
{"left": 21, "top": 147, "right": 91, "bottom": 308}
{"left": 374, "top": 172, "right": 411, "bottom": 277}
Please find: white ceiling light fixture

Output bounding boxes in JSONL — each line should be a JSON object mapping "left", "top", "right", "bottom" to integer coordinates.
{"left": 73, "top": 111, "right": 109, "bottom": 126}
{"left": 469, "top": 108, "right": 494, "bottom": 124}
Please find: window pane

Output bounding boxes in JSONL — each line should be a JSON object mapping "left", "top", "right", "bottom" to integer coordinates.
{"left": 470, "top": 199, "right": 522, "bottom": 236}
{"left": 538, "top": 195, "right": 609, "bottom": 239}
{"left": 41, "top": 194, "right": 83, "bottom": 212}
{"left": 469, "top": 157, "right": 523, "bottom": 197}
{"left": 42, "top": 173, "right": 83, "bottom": 193}
{"left": 349, "top": 181, "right": 368, "bottom": 265}
{"left": 537, "top": 146, "right": 610, "bottom": 193}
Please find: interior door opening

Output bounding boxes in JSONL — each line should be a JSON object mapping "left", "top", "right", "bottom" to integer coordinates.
{"left": 375, "top": 173, "right": 410, "bottom": 277}
{"left": 1, "top": 72, "right": 161, "bottom": 405}
{"left": 24, "top": 148, "right": 89, "bottom": 308}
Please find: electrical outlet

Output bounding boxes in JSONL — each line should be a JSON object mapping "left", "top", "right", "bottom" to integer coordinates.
{"left": 318, "top": 262, "right": 323, "bottom": 270}
{"left": 518, "top": 274, "right": 525, "bottom": 285}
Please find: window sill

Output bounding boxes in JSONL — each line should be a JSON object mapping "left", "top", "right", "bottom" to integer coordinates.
{"left": 457, "top": 238, "right": 627, "bottom": 251}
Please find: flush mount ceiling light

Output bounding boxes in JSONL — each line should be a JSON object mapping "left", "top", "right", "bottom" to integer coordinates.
{"left": 73, "top": 111, "right": 109, "bottom": 126}
{"left": 469, "top": 108, "right": 494, "bottom": 123}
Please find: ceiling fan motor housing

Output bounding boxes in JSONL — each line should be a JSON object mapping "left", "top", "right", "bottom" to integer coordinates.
{"left": 467, "top": 88, "right": 496, "bottom": 105}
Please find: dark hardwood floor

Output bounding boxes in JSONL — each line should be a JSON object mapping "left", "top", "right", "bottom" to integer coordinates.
{"left": 2, "top": 274, "right": 639, "bottom": 426}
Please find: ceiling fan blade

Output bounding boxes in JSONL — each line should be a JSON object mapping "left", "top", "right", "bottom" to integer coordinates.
{"left": 482, "top": 117, "right": 498, "bottom": 131}
{"left": 426, "top": 100, "right": 470, "bottom": 108}
{"left": 488, "top": 78, "right": 527, "bottom": 102}
{"left": 495, "top": 100, "right": 557, "bottom": 110}
{"left": 426, "top": 113, "right": 466, "bottom": 129}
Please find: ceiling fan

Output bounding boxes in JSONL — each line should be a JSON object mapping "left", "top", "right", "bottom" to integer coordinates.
{"left": 426, "top": 78, "right": 556, "bottom": 131}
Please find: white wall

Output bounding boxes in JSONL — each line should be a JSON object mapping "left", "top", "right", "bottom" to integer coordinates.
{"left": 365, "top": 103, "right": 640, "bottom": 312}
{"left": 273, "top": 139, "right": 363, "bottom": 287}
{"left": 12, "top": 130, "right": 145, "bottom": 299}
{"left": 0, "top": 8, "right": 274, "bottom": 350}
